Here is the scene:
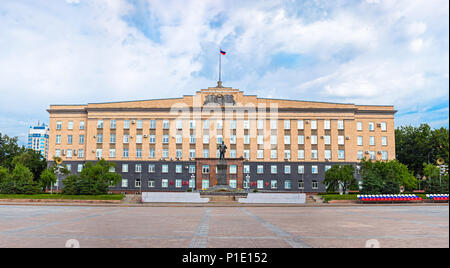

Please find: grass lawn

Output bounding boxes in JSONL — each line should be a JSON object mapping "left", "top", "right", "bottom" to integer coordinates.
{"left": 0, "top": 193, "right": 125, "bottom": 201}
{"left": 318, "top": 194, "right": 359, "bottom": 202}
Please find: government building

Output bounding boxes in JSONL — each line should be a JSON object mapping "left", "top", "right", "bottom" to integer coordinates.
{"left": 47, "top": 83, "right": 396, "bottom": 193}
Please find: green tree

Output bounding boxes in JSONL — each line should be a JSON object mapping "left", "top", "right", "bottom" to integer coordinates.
{"left": 0, "top": 133, "right": 25, "bottom": 170}
{"left": 323, "top": 165, "right": 357, "bottom": 193}
{"left": 0, "top": 166, "right": 8, "bottom": 184}
{"left": 423, "top": 163, "right": 449, "bottom": 193}
{"left": 12, "top": 149, "right": 47, "bottom": 183}
{"left": 0, "top": 164, "right": 40, "bottom": 194}
{"left": 39, "top": 169, "right": 57, "bottom": 192}
{"left": 360, "top": 159, "right": 417, "bottom": 194}
{"left": 62, "top": 159, "right": 121, "bottom": 195}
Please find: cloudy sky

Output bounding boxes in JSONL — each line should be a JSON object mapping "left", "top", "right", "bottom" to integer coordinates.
{"left": 0, "top": 0, "right": 448, "bottom": 145}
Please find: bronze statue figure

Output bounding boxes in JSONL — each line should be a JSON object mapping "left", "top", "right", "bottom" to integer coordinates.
{"left": 217, "top": 141, "right": 227, "bottom": 160}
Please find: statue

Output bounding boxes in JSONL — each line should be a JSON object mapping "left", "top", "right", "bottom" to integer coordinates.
{"left": 217, "top": 141, "right": 227, "bottom": 160}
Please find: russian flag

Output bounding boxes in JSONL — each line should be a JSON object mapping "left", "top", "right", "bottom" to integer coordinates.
{"left": 220, "top": 50, "right": 226, "bottom": 55}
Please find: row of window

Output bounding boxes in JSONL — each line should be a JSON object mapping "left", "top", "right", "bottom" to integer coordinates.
{"left": 56, "top": 119, "right": 388, "bottom": 131}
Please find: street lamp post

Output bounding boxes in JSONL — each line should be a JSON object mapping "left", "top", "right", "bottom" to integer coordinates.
{"left": 191, "top": 173, "right": 195, "bottom": 191}
{"left": 416, "top": 174, "right": 421, "bottom": 191}
{"left": 245, "top": 174, "right": 250, "bottom": 191}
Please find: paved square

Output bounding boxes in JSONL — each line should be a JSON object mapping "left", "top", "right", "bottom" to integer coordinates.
{"left": 0, "top": 205, "right": 447, "bottom": 248}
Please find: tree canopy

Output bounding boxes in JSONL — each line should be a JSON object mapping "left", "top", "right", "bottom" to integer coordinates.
{"left": 323, "top": 165, "right": 357, "bottom": 193}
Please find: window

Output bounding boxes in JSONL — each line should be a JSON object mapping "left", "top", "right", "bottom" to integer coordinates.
{"left": 381, "top": 136, "right": 387, "bottom": 146}
{"left": 270, "top": 135, "right": 277, "bottom": 145}
{"left": 324, "top": 120, "right": 331, "bottom": 130}
{"left": 162, "top": 179, "right": 169, "bottom": 188}
{"left": 110, "top": 120, "right": 116, "bottom": 129}
{"left": 298, "top": 180, "right": 304, "bottom": 189}
{"left": 148, "top": 180, "right": 155, "bottom": 188}
{"left": 312, "top": 165, "right": 318, "bottom": 174}
{"left": 244, "top": 165, "right": 250, "bottom": 173}
{"left": 298, "top": 135, "right": 304, "bottom": 145}
{"left": 284, "top": 165, "right": 291, "bottom": 174}
{"left": 56, "top": 121, "right": 62, "bottom": 130}
{"left": 202, "top": 180, "right": 209, "bottom": 190}
{"left": 271, "top": 180, "right": 278, "bottom": 189}
{"left": 230, "top": 135, "right": 236, "bottom": 144}
{"left": 162, "top": 165, "right": 168, "bottom": 173}
{"left": 380, "top": 122, "right": 387, "bottom": 131}
{"left": 270, "top": 150, "right": 277, "bottom": 159}
{"left": 67, "top": 149, "right": 72, "bottom": 158}
{"left": 68, "top": 121, "right": 73, "bottom": 130}
{"left": 338, "top": 150, "right": 345, "bottom": 160}
{"left": 230, "top": 165, "right": 237, "bottom": 174}
{"left": 270, "top": 119, "right": 277, "bottom": 130}
{"left": 109, "top": 149, "right": 116, "bottom": 158}
{"left": 123, "top": 148, "right": 129, "bottom": 158}
{"left": 122, "top": 164, "right": 128, "bottom": 173}
{"left": 244, "top": 120, "right": 250, "bottom": 129}
{"left": 358, "top": 150, "right": 364, "bottom": 160}
{"left": 96, "top": 134, "right": 102, "bottom": 144}
{"left": 136, "top": 148, "right": 143, "bottom": 158}
{"left": 163, "top": 120, "right": 170, "bottom": 129}
{"left": 357, "top": 136, "right": 363, "bottom": 146}
{"left": 284, "top": 180, "right": 292, "bottom": 189}
{"left": 230, "top": 120, "right": 236, "bottom": 130}
{"left": 324, "top": 150, "right": 331, "bottom": 160}
{"left": 148, "top": 135, "right": 155, "bottom": 144}
{"left": 298, "top": 165, "right": 304, "bottom": 174}
{"left": 312, "top": 181, "right": 319, "bottom": 190}
{"left": 325, "top": 165, "right": 332, "bottom": 172}
{"left": 369, "top": 136, "right": 375, "bottom": 146}
{"left": 149, "top": 149, "right": 155, "bottom": 158}
{"left": 338, "top": 136, "right": 344, "bottom": 145}
{"left": 203, "top": 149, "right": 209, "bottom": 158}
{"left": 230, "top": 150, "right": 237, "bottom": 158}
{"left": 189, "top": 178, "right": 195, "bottom": 188}
{"left": 123, "top": 120, "right": 130, "bottom": 129}
{"left": 175, "top": 165, "right": 182, "bottom": 174}
{"left": 110, "top": 134, "right": 116, "bottom": 144}
{"left": 202, "top": 165, "right": 210, "bottom": 174}
{"left": 216, "top": 135, "right": 223, "bottom": 144}
{"left": 257, "top": 180, "right": 264, "bottom": 189}
{"left": 136, "top": 135, "right": 142, "bottom": 144}
{"left": 97, "top": 120, "right": 103, "bottom": 129}
{"left": 324, "top": 135, "right": 331, "bottom": 145}
{"left": 284, "top": 150, "right": 291, "bottom": 159}
{"left": 257, "top": 150, "right": 264, "bottom": 159}
{"left": 203, "top": 135, "right": 209, "bottom": 144}
{"left": 337, "top": 120, "right": 344, "bottom": 130}
{"left": 297, "top": 120, "right": 304, "bottom": 130}
{"left": 148, "top": 164, "right": 155, "bottom": 173}
{"left": 257, "top": 135, "right": 263, "bottom": 145}
{"left": 79, "top": 121, "right": 85, "bottom": 130}
{"left": 77, "top": 164, "right": 83, "bottom": 172}
{"left": 311, "top": 135, "right": 317, "bottom": 145}
{"left": 56, "top": 135, "right": 61, "bottom": 144}
{"left": 257, "top": 120, "right": 264, "bottom": 129}
{"left": 189, "top": 165, "right": 196, "bottom": 173}
{"left": 176, "top": 149, "right": 182, "bottom": 159}
{"left": 310, "top": 120, "right": 317, "bottom": 130}
{"left": 122, "top": 179, "right": 128, "bottom": 188}
{"left": 78, "top": 149, "right": 84, "bottom": 158}
{"left": 369, "top": 151, "right": 376, "bottom": 160}
{"left": 298, "top": 150, "right": 305, "bottom": 160}
{"left": 189, "top": 149, "right": 195, "bottom": 158}
{"left": 257, "top": 165, "right": 264, "bottom": 174}
{"left": 163, "top": 135, "right": 169, "bottom": 144}
{"left": 173, "top": 179, "right": 181, "bottom": 188}
{"left": 357, "top": 122, "right": 362, "bottom": 131}
{"left": 382, "top": 151, "right": 388, "bottom": 160}
{"left": 244, "top": 135, "right": 250, "bottom": 144}
{"left": 150, "top": 120, "right": 156, "bottom": 129}
{"left": 162, "top": 149, "right": 169, "bottom": 158}
{"left": 123, "top": 135, "right": 129, "bottom": 144}
{"left": 135, "top": 164, "right": 142, "bottom": 173}
{"left": 96, "top": 149, "right": 102, "bottom": 158}
{"left": 176, "top": 120, "right": 183, "bottom": 129}
{"left": 284, "top": 135, "right": 290, "bottom": 145}
{"left": 175, "top": 135, "right": 182, "bottom": 144}
{"left": 271, "top": 165, "right": 277, "bottom": 174}
{"left": 369, "top": 122, "right": 375, "bottom": 131}
{"left": 203, "top": 120, "right": 209, "bottom": 129}
{"left": 284, "top": 120, "right": 290, "bottom": 129}
{"left": 243, "top": 150, "right": 250, "bottom": 160}
{"left": 311, "top": 150, "right": 318, "bottom": 159}
{"left": 190, "top": 120, "right": 196, "bottom": 129}
{"left": 217, "top": 120, "right": 223, "bottom": 129}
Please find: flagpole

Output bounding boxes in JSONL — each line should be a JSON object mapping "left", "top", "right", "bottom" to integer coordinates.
{"left": 219, "top": 48, "right": 222, "bottom": 83}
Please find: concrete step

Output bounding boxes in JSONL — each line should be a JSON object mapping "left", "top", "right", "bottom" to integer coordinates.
{"left": 141, "top": 192, "right": 209, "bottom": 203}
{"left": 239, "top": 193, "right": 306, "bottom": 204}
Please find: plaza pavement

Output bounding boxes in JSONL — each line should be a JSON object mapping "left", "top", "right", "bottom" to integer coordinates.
{"left": 0, "top": 204, "right": 448, "bottom": 248}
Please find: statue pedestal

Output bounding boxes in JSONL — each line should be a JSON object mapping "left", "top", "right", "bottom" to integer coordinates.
{"left": 216, "top": 160, "right": 227, "bottom": 186}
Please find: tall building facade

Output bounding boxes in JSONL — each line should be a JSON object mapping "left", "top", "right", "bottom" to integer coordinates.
{"left": 47, "top": 85, "right": 396, "bottom": 193}
{"left": 27, "top": 122, "right": 49, "bottom": 159}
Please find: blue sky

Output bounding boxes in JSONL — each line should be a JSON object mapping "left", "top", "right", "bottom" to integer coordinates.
{"left": 0, "top": 0, "right": 448, "bottom": 145}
